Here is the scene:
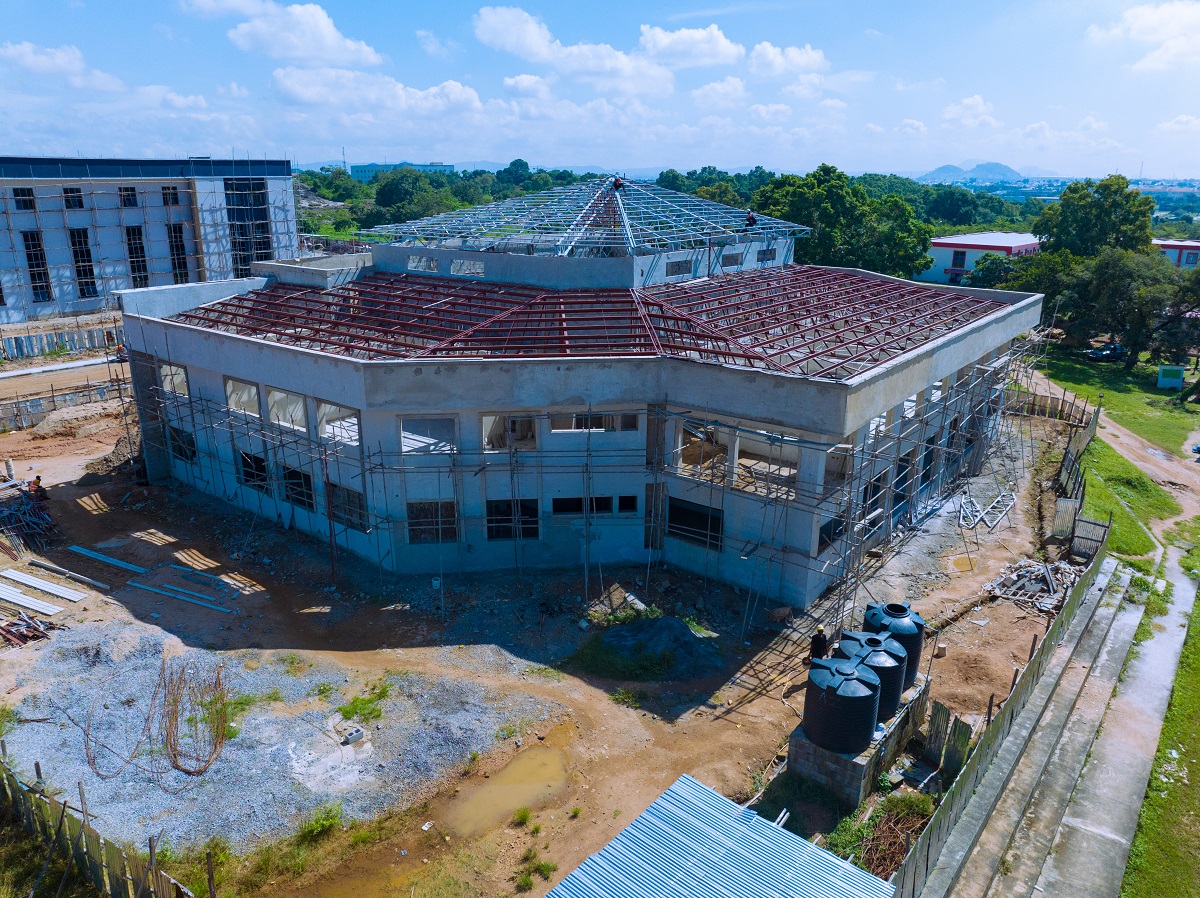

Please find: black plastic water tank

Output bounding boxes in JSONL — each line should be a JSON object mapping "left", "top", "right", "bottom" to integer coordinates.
{"left": 863, "top": 601, "right": 926, "bottom": 690}
{"left": 802, "top": 659, "right": 881, "bottom": 755}
{"left": 835, "top": 631, "right": 908, "bottom": 722}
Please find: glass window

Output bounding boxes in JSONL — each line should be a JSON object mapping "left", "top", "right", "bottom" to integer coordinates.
{"left": 63, "top": 187, "right": 84, "bottom": 210}
{"left": 317, "top": 401, "right": 360, "bottom": 445}
{"left": 400, "top": 417, "right": 455, "bottom": 453}
{"left": 69, "top": 228, "right": 98, "bottom": 298}
{"left": 266, "top": 387, "right": 308, "bottom": 431}
{"left": 225, "top": 378, "right": 260, "bottom": 417}
{"left": 119, "top": 186, "right": 138, "bottom": 208}
{"left": 162, "top": 185, "right": 180, "bottom": 206}
{"left": 407, "top": 500, "right": 457, "bottom": 543}
{"left": 125, "top": 226, "right": 149, "bottom": 289}
{"left": 13, "top": 188, "right": 35, "bottom": 211}
{"left": 21, "top": 231, "right": 52, "bottom": 302}
{"left": 160, "top": 363, "right": 189, "bottom": 396}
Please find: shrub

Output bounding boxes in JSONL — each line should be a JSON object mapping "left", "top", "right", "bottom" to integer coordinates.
{"left": 512, "top": 806, "right": 532, "bottom": 827}
{"left": 570, "top": 807, "right": 581, "bottom": 819}
{"left": 297, "top": 802, "right": 343, "bottom": 843}
{"left": 514, "top": 872, "right": 534, "bottom": 892}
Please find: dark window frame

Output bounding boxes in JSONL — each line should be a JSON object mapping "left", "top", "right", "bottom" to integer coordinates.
{"left": 162, "top": 185, "right": 181, "bottom": 206}
{"left": 125, "top": 225, "right": 149, "bottom": 288}
{"left": 21, "top": 230, "right": 52, "bottom": 302}
{"left": 167, "top": 425, "right": 197, "bottom": 463}
{"left": 68, "top": 228, "right": 99, "bottom": 298}
{"left": 281, "top": 465, "right": 315, "bottom": 512}
{"left": 406, "top": 500, "right": 458, "bottom": 543}
{"left": 237, "top": 451, "right": 270, "bottom": 492}
{"left": 63, "top": 186, "right": 84, "bottom": 210}
{"left": 167, "top": 223, "right": 189, "bottom": 285}
{"left": 119, "top": 186, "right": 138, "bottom": 208}
{"left": 486, "top": 498, "right": 539, "bottom": 541}
{"left": 13, "top": 187, "right": 35, "bottom": 211}
{"left": 666, "top": 496, "right": 723, "bottom": 549}
{"left": 328, "top": 482, "right": 370, "bottom": 532}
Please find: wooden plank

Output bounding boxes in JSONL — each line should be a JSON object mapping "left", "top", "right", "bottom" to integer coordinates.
{"left": 0, "top": 568, "right": 87, "bottom": 601}
{"left": 106, "top": 840, "right": 131, "bottom": 898}
{"left": 942, "top": 716, "right": 974, "bottom": 781}
{"left": 84, "top": 826, "right": 105, "bottom": 891}
{"left": 924, "top": 700, "right": 951, "bottom": 765}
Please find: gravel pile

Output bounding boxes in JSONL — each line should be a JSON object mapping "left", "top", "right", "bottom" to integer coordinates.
{"left": 6, "top": 620, "right": 557, "bottom": 850}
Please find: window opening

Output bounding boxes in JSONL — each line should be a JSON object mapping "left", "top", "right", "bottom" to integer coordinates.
{"left": 407, "top": 500, "right": 458, "bottom": 543}
{"left": 666, "top": 497, "right": 723, "bottom": 549}
{"left": 125, "top": 226, "right": 149, "bottom": 288}
{"left": 400, "top": 417, "right": 455, "bottom": 453}
{"left": 329, "top": 483, "right": 369, "bottom": 532}
{"left": 68, "top": 228, "right": 98, "bottom": 298}
{"left": 225, "top": 378, "right": 260, "bottom": 417}
{"left": 168, "top": 223, "right": 189, "bottom": 284}
{"left": 486, "top": 499, "right": 539, "bottom": 540}
{"left": 266, "top": 387, "right": 308, "bottom": 431}
{"left": 21, "top": 231, "right": 52, "bottom": 302}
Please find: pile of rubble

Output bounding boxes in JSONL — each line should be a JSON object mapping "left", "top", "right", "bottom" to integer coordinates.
{"left": 985, "top": 559, "right": 1083, "bottom": 615}
{"left": 0, "top": 610, "right": 66, "bottom": 647}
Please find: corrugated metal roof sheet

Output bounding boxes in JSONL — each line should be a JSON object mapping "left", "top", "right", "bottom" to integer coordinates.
{"left": 548, "top": 774, "right": 894, "bottom": 898}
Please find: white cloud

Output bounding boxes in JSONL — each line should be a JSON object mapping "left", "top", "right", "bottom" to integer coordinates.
{"left": 749, "top": 103, "right": 791, "bottom": 122}
{"left": 503, "top": 73, "right": 552, "bottom": 99}
{"left": 897, "top": 118, "right": 927, "bottom": 134}
{"left": 690, "top": 76, "right": 746, "bottom": 108}
{"left": 637, "top": 24, "right": 744, "bottom": 67}
{"left": 1078, "top": 115, "right": 1108, "bottom": 132}
{"left": 0, "top": 41, "right": 124, "bottom": 91}
{"left": 748, "top": 41, "right": 829, "bottom": 76}
{"left": 1010, "top": 120, "right": 1124, "bottom": 153}
{"left": 820, "top": 97, "right": 847, "bottom": 110}
{"left": 473, "top": 6, "right": 672, "bottom": 95}
{"left": 272, "top": 66, "right": 483, "bottom": 114}
{"left": 222, "top": 2, "right": 382, "bottom": 65}
{"left": 865, "top": 122, "right": 885, "bottom": 134}
{"left": 417, "top": 29, "right": 454, "bottom": 58}
{"left": 1088, "top": 2, "right": 1200, "bottom": 71}
{"left": 1159, "top": 113, "right": 1200, "bottom": 131}
{"left": 893, "top": 76, "right": 944, "bottom": 92}
{"left": 218, "top": 81, "right": 250, "bottom": 97}
{"left": 943, "top": 94, "right": 1001, "bottom": 127}
{"left": 162, "top": 90, "right": 209, "bottom": 109}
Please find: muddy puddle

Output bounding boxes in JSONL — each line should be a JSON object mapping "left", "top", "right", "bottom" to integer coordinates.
{"left": 278, "top": 723, "right": 574, "bottom": 898}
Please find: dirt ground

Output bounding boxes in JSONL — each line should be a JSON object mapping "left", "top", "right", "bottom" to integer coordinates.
{"left": 0, "top": 403, "right": 1083, "bottom": 897}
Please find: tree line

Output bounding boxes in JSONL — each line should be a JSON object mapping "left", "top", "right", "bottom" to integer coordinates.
{"left": 967, "top": 175, "right": 1200, "bottom": 367}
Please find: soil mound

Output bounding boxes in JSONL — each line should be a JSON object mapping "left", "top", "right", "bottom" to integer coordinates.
{"left": 593, "top": 616, "right": 723, "bottom": 680}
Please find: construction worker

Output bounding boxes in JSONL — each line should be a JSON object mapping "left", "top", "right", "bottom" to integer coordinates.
{"left": 29, "top": 475, "right": 47, "bottom": 499}
{"left": 809, "top": 624, "right": 828, "bottom": 661}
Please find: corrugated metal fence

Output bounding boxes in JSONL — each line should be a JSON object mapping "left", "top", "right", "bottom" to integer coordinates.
{"left": 888, "top": 524, "right": 1110, "bottom": 897}
{"left": 2, "top": 325, "right": 123, "bottom": 360}
{"left": 0, "top": 757, "right": 193, "bottom": 898}
{"left": 0, "top": 378, "right": 130, "bottom": 432}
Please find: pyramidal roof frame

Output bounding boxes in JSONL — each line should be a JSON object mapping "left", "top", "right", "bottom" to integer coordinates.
{"left": 360, "top": 176, "right": 808, "bottom": 257}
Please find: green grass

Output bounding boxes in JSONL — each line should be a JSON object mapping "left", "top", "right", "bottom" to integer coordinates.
{"left": 570, "top": 806, "right": 581, "bottom": 819}
{"left": 1082, "top": 472, "right": 1156, "bottom": 557}
{"left": 0, "top": 815, "right": 102, "bottom": 898}
{"left": 0, "top": 704, "right": 16, "bottom": 739}
{"left": 297, "top": 803, "right": 343, "bottom": 843}
{"left": 524, "top": 665, "right": 566, "bottom": 682}
{"left": 609, "top": 687, "right": 646, "bottom": 708}
{"left": 1038, "top": 346, "right": 1200, "bottom": 455}
{"left": 512, "top": 806, "right": 532, "bottom": 827}
{"left": 311, "top": 682, "right": 336, "bottom": 701}
{"left": 1164, "top": 516, "right": 1200, "bottom": 581}
{"left": 569, "top": 633, "right": 675, "bottom": 681}
{"left": 336, "top": 679, "right": 391, "bottom": 723}
{"left": 1121, "top": 588, "right": 1200, "bottom": 897}
{"left": 278, "top": 652, "right": 309, "bottom": 676}
{"left": 1081, "top": 439, "right": 1182, "bottom": 525}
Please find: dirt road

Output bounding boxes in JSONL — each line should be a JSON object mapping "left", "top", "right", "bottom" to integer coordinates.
{"left": 0, "top": 357, "right": 128, "bottom": 400}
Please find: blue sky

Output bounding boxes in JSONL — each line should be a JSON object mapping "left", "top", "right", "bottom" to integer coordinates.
{"left": 2, "top": 0, "right": 1199, "bottom": 177}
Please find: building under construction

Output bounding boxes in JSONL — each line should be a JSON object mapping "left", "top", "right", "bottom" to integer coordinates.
{"left": 120, "top": 178, "right": 1041, "bottom": 607}
{"left": 0, "top": 156, "right": 298, "bottom": 324}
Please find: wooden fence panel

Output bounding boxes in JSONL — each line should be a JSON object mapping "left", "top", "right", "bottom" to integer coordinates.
{"left": 84, "top": 827, "right": 106, "bottom": 889}
{"left": 924, "top": 701, "right": 951, "bottom": 765}
{"left": 106, "top": 841, "right": 131, "bottom": 898}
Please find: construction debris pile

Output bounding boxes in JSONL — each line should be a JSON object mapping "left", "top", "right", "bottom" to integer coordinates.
{"left": 985, "top": 559, "right": 1083, "bottom": 615}
{"left": 0, "top": 481, "right": 56, "bottom": 555}
{"left": 0, "top": 611, "right": 66, "bottom": 647}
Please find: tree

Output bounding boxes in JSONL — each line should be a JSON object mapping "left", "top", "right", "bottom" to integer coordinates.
{"left": 963, "top": 252, "right": 1017, "bottom": 289}
{"left": 926, "top": 186, "right": 979, "bottom": 225}
{"left": 656, "top": 169, "right": 693, "bottom": 193}
{"left": 375, "top": 168, "right": 430, "bottom": 207}
{"left": 1033, "top": 175, "right": 1154, "bottom": 256}
{"left": 496, "top": 158, "right": 532, "bottom": 186}
{"left": 753, "top": 164, "right": 932, "bottom": 278}
{"left": 695, "top": 181, "right": 741, "bottom": 207}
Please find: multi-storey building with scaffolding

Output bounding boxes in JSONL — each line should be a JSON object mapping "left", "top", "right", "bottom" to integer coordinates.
{"left": 120, "top": 178, "right": 1041, "bottom": 607}
{"left": 0, "top": 156, "right": 298, "bottom": 324}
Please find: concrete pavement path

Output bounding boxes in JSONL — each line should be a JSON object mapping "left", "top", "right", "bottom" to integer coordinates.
{"left": 1032, "top": 547, "right": 1198, "bottom": 898}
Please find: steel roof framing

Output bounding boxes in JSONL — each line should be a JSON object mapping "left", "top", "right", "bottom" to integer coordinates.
{"left": 361, "top": 178, "right": 807, "bottom": 255}
{"left": 170, "top": 267, "right": 1008, "bottom": 382}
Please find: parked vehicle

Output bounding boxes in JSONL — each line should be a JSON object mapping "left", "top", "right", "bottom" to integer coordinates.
{"left": 1086, "top": 344, "right": 1129, "bottom": 361}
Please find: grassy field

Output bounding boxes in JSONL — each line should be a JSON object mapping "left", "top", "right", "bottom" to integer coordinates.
{"left": 0, "top": 817, "right": 102, "bottom": 898}
{"left": 1121, "top": 583, "right": 1200, "bottom": 898}
{"left": 1038, "top": 346, "right": 1200, "bottom": 455}
{"left": 1078, "top": 437, "right": 1179, "bottom": 558}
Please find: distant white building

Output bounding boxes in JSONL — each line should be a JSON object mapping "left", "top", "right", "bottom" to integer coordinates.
{"left": 0, "top": 156, "right": 298, "bottom": 324}
{"left": 1153, "top": 238, "right": 1200, "bottom": 270}
{"left": 915, "top": 232, "right": 1041, "bottom": 285}
{"left": 349, "top": 162, "right": 455, "bottom": 183}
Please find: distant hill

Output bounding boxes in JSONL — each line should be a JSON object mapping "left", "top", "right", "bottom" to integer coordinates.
{"left": 919, "top": 162, "right": 1024, "bottom": 184}
{"left": 918, "top": 164, "right": 967, "bottom": 183}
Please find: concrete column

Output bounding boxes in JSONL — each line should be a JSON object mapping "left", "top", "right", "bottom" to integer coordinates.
{"left": 726, "top": 432, "right": 740, "bottom": 486}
